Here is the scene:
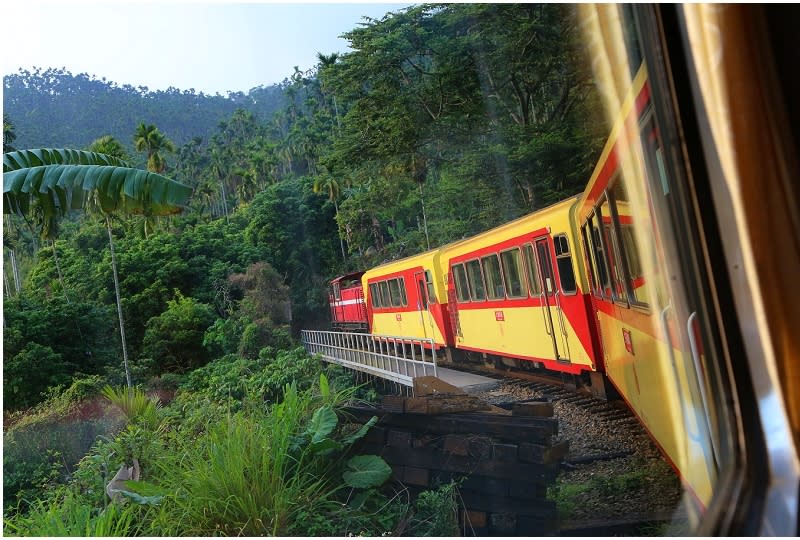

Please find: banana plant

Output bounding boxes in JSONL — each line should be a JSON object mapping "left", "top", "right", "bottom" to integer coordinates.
{"left": 3, "top": 148, "right": 193, "bottom": 387}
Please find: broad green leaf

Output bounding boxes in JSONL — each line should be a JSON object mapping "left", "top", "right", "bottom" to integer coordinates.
{"left": 342, "top": 415, "right": 379, "bottom": 445}
{"left": 118, "top": 490, "right": 164, "bottom": 506}
{"left": 342, "top": 454, "right": 392, "bottom": 488}
{"left": 305, "top": 405, "right": 337, "bottom": 443}
{"left": 319, "top": 372, "right": 330, "bottom": 399}
{"left": 308, "top": 438, "right": 343, "bottom": 456}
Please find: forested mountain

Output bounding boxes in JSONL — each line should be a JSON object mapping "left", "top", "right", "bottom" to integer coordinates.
{"left": 3, "top": 67, "right": 286, "bottom": 150}
{"left": 4, "top": 3, "right": 607, "bottom": 412}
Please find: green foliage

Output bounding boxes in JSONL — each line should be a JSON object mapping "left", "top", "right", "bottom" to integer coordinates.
{"left": 4, "top": 487, "right": 139, "bottom": 537}
{"left": 140, "top": 293, "right": 216, "bottom": 374}
{"left": 101, "top": 385, "right": 163, "bottom": 431}
{"left": 182, "top": 347, "right": 322, "bottom": 406}
{"left": 3, "top": 295, "right": 116, "bottom": 411}
{"left": 4, "top": 342, "right": 71, "bottom": 410}
{"left": 3, "top": 376, "right": 122, "bottom": 512}
{"left": 406, "top": 482, "right": 461, "bottom": 537}
{"left": 342, "top": 455, "right": 393, "bottom": 489}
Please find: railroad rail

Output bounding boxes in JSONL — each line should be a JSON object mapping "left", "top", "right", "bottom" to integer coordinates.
{"left": 301, "top": 329, "right": 437, "bottom": 386}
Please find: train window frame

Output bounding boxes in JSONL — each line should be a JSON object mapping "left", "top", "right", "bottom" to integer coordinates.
{"left": 387, "top": 278, "right": 404, "bottom": 307}
{"left": 581, "top": 223, "right": 602, "bottom": 295}
{"left": 522, "top": 243, "right": 543, "bottom": 296}
{"left": 424, "top": 270, "right": 436, "bottom": 304}
{"left": 465, "top": 258, "right": 487, "bottom": 302}
{"left": 553, "top": 233, "right": 578, "bottom": 295}
{"left": 333, "top": 283, "right": 341, "bottom": 301}
{"left": 398, "top": 277, "right": 408, "bottom": 306}
{"left": 452, "top": 263, "right": 471, "bottom": 303}
{"left": 596, "top": 198, "right": 629, "bottom": 306}
{"left": 378, "top": 281, "right": 391, "bottom": 309}
{"left": 369, "top": 283, "right": 381, "bottom": 308}
{"left": 481, "top": 253, "right": 505, "bottom": 300}
{"left": 587, "top": 212, "right": 613, "bottom": 299}
{"left": 500, "top": 247, "right": 527, "bottom": 299}
{"left": 607, "top": 177, "right": 650, "bottom": 310}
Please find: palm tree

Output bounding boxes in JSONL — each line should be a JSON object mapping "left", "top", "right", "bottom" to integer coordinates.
{"left": 3, "top": 114, "right": 17, "bottom": 153}
{"left": 313, "top": 174, "right": 346, "bottom": 260}
{"left": 3, "top": 147, "right": 192, "bottom": 387}
{"left": 133, "top": 122, "right": 176, "bottom": 173}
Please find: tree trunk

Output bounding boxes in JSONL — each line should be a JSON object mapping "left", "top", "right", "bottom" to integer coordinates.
{"left": 419, "top": 182, "right": 430, "bottom": 250}
{"left": 10, "top": 249, "right": 21, "bottom": 294}
{"left": 219, "top": 178, "right": 230, "bottom": 222}
{"left": 52, "top": 240, "right": 70, "bottom": 303}
{"left": 106, "top": 216, "right": 132, "bottom": 388}
{"left": 334, "top": 199, "right": 346, "bottom": 261}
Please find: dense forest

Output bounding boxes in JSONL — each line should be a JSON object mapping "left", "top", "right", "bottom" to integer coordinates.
{"left": 3, "top": 67, "right": 286, "bottom": 151}
{"left": 3, "top": 4, "right": 606, "bottom": 534}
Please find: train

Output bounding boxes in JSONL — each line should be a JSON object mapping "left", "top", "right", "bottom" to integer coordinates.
{"left": 326, "top": 4, "right": 798, "bottom": 536}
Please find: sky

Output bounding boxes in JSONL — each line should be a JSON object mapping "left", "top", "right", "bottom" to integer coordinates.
{"left": 2, "top": 1, "right": 411, "bottom": 96}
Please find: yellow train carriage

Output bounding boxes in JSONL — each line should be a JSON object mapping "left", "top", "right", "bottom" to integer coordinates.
{"left": 575, "top": 61, "right": 718, "bottom": 509}
{"left": 361, "top": 248, "right": 453, "bottom": 347}
{"left": 439, "top": 197, "right": 602, "bottom": 375}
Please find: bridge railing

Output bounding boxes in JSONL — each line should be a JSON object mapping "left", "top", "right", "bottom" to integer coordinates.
{"left": 301, "top": 330, "right": 437, "bottom": 386}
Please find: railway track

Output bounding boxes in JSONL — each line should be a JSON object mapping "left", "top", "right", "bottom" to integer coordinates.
{"left": 432, "top": 361, "right": 685, "bottom": 534}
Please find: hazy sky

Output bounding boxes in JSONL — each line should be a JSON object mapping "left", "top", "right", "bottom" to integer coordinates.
{"left": 2, "top": 1, "right": 411, "bottom": 95}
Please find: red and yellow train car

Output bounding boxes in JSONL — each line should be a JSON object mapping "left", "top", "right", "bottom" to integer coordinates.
{"left": 361, "top": 249, "right": 452, "bottom": 347}
{"left": 439, "top": 198, "right": 602, "bottom": 376}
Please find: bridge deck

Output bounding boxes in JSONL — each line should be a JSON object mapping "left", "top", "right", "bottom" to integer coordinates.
{"left": 435, "top": 367, "right": 500, "bottom": 393}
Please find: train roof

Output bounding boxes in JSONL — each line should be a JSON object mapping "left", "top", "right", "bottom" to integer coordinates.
{"left": 363, "top": 195, "right": 580, "bottom": 276}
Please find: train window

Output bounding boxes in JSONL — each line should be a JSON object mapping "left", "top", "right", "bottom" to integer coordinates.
{"left": 581, "top": 224, "right": 601, "bottom": 295}
{"left": 599, "top": 197, "right": 628, "bottom": 303}
{"left": 588, "top": 214, "right": 611, "bottom": 297}
{"left": 333, "top": 283, "right": 341, "bottom": 301}
{"left": 452, "top": 263, "right": 470, "bottom": 303}
{"left": 554, "top": 234, "right": 577, "bottom": 295}
{"left": 482, "top": 254, "right": 504, "bottom": 300}
{"left": 609, "top": 178, "right": 649, "bottom": 306}
{"left": 399, "top": 277, "right": 408, "bottom": 305}
{"left": 465, "top": 259, "right": 486, "bottom": 301}
{"left": 425, "top": 270, "right": 436, "bottom": 304}
{"left": 378, "top": 281, "right": 390, "bottom": 308}
{"left": 500, "top": 248, "right": 526, "bottom": 298}
{"left": 417, "top": 279, "right": 428, "bottom": 309}
{"left": 523, "top": 243, "right": 542, "bottom": 296}
{"left": 388, "top": 278, "right": 403, "bottom": 307}
{"left": 369, "top": 283, "right": 381, "bottom": 308}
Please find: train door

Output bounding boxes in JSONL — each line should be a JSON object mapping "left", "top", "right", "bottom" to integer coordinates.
{"left": 534, "top": 237, "right": 571, "bottom": 362}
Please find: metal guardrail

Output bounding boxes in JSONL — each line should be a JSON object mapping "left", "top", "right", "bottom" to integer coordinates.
{"left": 301, "top": 330, "right": 437, "bottom": 386}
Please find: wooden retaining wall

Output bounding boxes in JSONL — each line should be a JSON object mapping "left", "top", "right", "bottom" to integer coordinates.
{"left": 344, "top": 378, "right": 567, "bottom": 536}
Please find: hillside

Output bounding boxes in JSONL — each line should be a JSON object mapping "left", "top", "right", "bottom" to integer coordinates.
{"left": 3, "top": 67, "right": 286, "bottom": 150}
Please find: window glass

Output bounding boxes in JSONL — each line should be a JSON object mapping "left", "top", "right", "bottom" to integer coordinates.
{"left": 554, "top": 234, "right": 577, "bottom": 294}
{"left": 482, "top": 254, "right": 504, "bottom": 299}
{"left": 398, "top": 277, "right": 407, "bottom": 305}
{"left": 379, "top": 281, "right": 390, "bottom": 308}
{"left": 581, "top": 224, "right": 601, "bottom": 295}
{"left": 523, "top": 243, "right": 542, "bottom": 296}
{"left": 611, "top": 178, "right": 649, "bottom": 305}
{"left": 601, "top": 196, "right": 628, "bottom": 302}
{"left": 425, "top": 270, "right": 436, "bottom": 304}
{"left": 388, "top": 278, "right": 402, "bottom": 307}
{"left": 452, "top": 264, "right": 470, "bottom": 302}
{"left": 417, "top": 279, "right": 428, "bottom": 309}
{"left": 465, "top": 259, "right": 486, "bottom": 301}
{"left": 333, "top": 283, "right": 341, "bottom": 300}
{"left": 589, "top": 214, "right": 611, "bottom": 297}
{"left": 369, "top": 283, "right": 381, "bottom": 308}
{"left": 501, "top": 248, "right": 526, "bottom": 298}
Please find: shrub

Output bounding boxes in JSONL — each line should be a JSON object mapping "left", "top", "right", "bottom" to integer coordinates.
{"left": 140, "top": 293, "right": 216, "bottom": 375}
